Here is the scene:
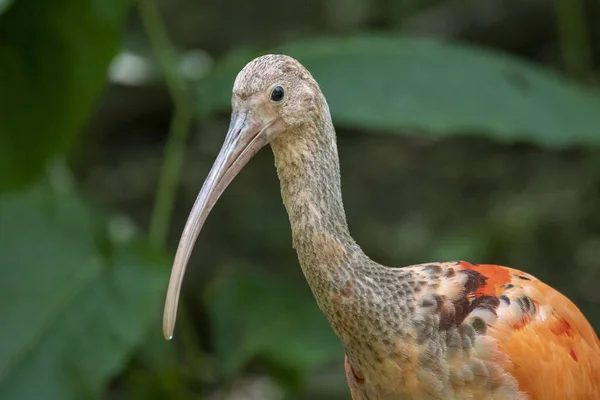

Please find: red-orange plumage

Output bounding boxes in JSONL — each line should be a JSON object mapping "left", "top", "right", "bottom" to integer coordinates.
{"left": 345, "top": 261, "right": 600, "bottom": 399}
{"left": 456, "top": 261, "right": 511, "bottom": 297}
{"left": 458, "top": 262, "right": 600, "bottom": 399}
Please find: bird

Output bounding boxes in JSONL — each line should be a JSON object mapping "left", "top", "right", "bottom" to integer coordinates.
{"left": 162, "top": 54, "right": 600, "bottom": 399}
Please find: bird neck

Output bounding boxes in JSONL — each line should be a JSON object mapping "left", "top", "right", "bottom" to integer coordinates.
{"left": 270, "top": 104, "right": 366, "bottom": 299}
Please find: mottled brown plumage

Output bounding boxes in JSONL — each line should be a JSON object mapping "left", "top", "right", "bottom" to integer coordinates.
{"left": 163, "top": 55, "right": 600, "bottom": 399}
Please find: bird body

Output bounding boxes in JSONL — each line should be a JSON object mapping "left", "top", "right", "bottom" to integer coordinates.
{"left": 163, "top": 54, "right": 600, "bottom": 399}
{"left": 341, "top": 261, "right": 600, "bottom": 399}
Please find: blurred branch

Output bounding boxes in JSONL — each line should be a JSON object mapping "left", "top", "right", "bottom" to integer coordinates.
{"left": 137, "top": 0, "right": 194, "bottom": 247}
{"left": 553, "top": 0, "right": 592, "bottom": 81}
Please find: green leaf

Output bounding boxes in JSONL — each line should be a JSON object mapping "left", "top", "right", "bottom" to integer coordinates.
{"left": 206, "top": 266, "right": 341, "bottom": 388}
{"left": 0, "top": 167, "right": 168, "bottom": 400}
{"left": 0, "top": 0, "right": 13, "bottom": 16}
{"left": 196, "top": 35, "right": 600, "bottom": 148}
{"left": 0, "top": 0, "right": 130, "bottom": 191}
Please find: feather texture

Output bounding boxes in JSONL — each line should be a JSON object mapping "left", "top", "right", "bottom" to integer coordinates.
{"left": 344, "top": 261, "right": 600, "bottom": 399}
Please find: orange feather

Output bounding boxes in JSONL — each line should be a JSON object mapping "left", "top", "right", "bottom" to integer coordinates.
{"left": 455, "top": 262, "right": 599, "bottom": 399}
{"left": 344, "top": 261, "right": 600, "bottom": 399}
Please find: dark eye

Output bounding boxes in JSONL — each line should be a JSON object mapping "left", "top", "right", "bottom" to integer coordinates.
{"left": 271, "top": 86, "right": 284, "bottom": 102}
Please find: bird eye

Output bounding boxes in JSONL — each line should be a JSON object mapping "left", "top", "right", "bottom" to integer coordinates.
{"left": 271, "top": 86, "right": 284, "bottom": 102}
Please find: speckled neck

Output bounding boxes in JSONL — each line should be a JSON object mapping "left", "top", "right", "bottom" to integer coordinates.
{"left": 268, "top": 94, "right": 430, "bottom": 396}
{"left": 270, "top": 97, "right": 366, "bottom": 304}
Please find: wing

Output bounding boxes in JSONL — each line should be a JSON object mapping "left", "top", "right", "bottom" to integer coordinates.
{"left": 435, "top": 261, "right": 600, "bottom": 399}
{"left": 454, "top": 261, "right": 600, "bottom": 399}
{"left": 341, "top": 260, "right": 599, "bottom": 399}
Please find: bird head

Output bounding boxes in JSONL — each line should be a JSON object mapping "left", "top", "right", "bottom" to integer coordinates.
{"left": 162, "top": 54, "right": 321, "bottom": 340}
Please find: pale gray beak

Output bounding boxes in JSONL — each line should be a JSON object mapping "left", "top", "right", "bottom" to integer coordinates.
{"left": 162, "top": 109, "right": 281, "bottom": 340}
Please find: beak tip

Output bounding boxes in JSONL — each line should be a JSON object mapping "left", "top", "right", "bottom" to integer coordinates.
{"left": 162, "top": 325, "right": 174, "bottom": 341}
{"left": 162, "top": 310, "right": 176, "bottom": 341}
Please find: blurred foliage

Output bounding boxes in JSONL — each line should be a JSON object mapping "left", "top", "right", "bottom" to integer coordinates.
{"left": 0, "top": 0, "right": 130, "bottom": 191}
{"left": 0, "top": 166, "right": 168, "bottom": 399}
{"left": 198, "top": 36, "right": 600, "bottom": 147}
{"left": 0, "top": 0, "right": 13, "bottom": 16}
{"left": 0, "top": 0, "right": 599, "bottom": 399}
{"left": 207, "top": 266, "right": 341, "bottom": 387}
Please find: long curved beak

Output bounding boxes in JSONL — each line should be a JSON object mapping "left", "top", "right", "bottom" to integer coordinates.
{"left": 162, "top": 109, "right": 278, "bottom": 340}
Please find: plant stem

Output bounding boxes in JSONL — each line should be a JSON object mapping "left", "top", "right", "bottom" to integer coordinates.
{"left": 554, "top": 0, "right": 591, "bottom": 81}
{"left": 135, "top": 0, "right": 210, "bottom": 394}
{"left": 137, "top": 0, "right": 194, "bottom": 247}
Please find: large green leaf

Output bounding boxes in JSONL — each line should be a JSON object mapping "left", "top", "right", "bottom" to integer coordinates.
{"left": 206, "top": 266, "right": 341, "bottom": 388}
{"left": 0, "top": 0, "right": 130, "bottom": 191}
{"left": 196, "top": 35, "right": 600, "bottom": 148}
{"left": 0, "top": 167, "right": 168, "bottom": 400}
